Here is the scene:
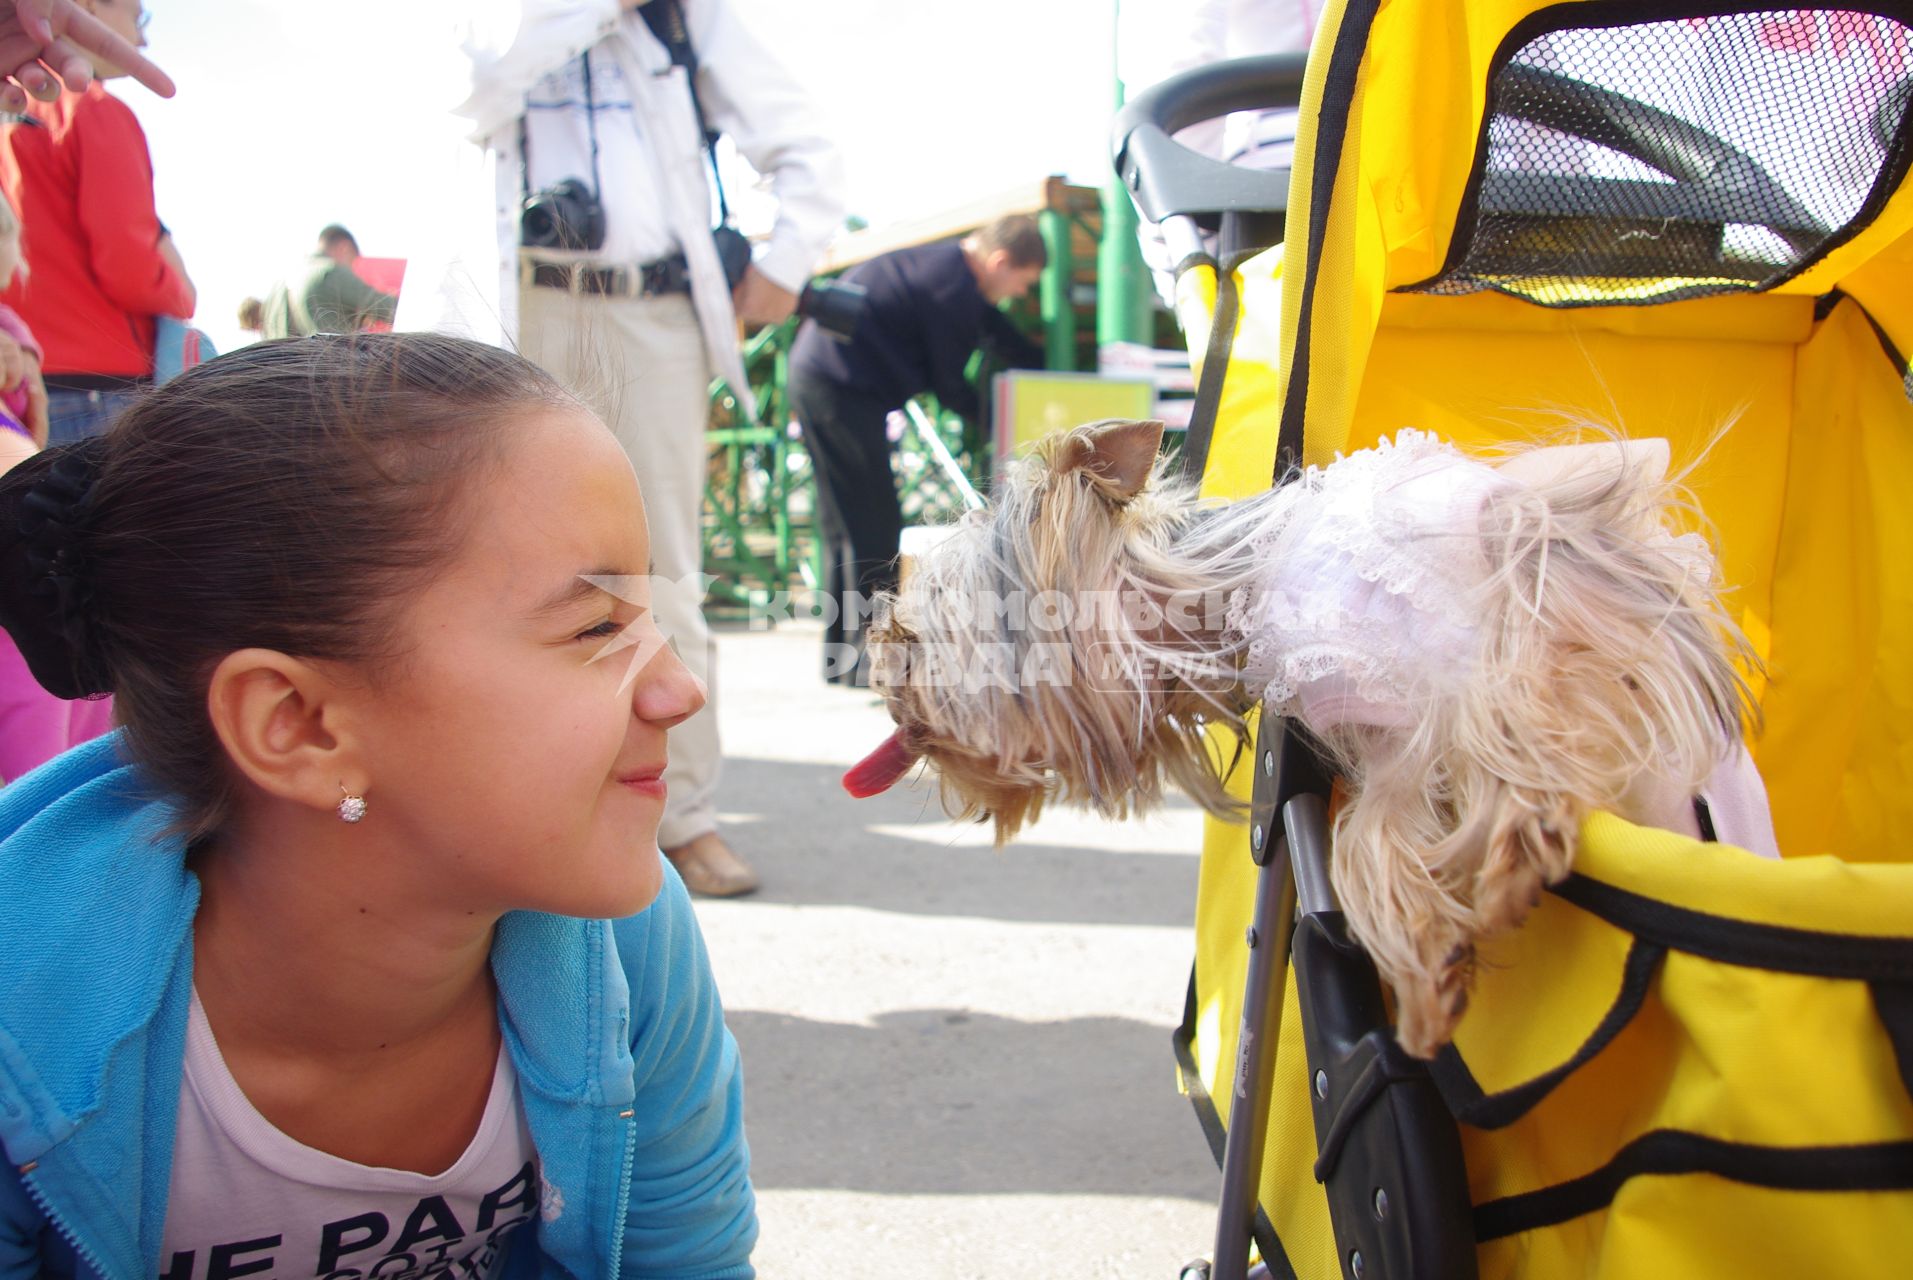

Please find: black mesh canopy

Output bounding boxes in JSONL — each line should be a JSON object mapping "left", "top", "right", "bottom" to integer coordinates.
{"left": 1405, "top": 9, "right": 1913, "bottom": 305}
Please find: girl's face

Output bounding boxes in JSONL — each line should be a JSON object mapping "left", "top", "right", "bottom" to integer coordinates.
{"left": 346, "top": 405, "right": 705, "bottom": 921}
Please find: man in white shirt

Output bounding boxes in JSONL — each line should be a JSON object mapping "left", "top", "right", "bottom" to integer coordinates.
{"left": 431, "top": 0, "right": 846, "bottom": 896}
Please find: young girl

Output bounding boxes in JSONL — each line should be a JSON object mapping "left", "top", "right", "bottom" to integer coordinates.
{"left": 0, "top": 335, "right": 757, "bottom": 1276}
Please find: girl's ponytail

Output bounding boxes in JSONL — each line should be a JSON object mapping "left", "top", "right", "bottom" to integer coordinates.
{"left": 0, "top": 437, "right": 114, "bottom": 700}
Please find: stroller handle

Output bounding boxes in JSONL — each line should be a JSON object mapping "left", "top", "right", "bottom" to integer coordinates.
{"left": 1112, "top": 54, "right": 1307, "bottom": 223}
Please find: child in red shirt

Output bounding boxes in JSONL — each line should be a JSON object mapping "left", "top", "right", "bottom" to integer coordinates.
{"left": 1, "top": 79, "right": 193, "bottom": 443}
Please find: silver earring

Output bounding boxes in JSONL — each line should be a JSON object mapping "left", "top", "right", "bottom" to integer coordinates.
{"left": 337, "top": 785, "right": 367, "bottom": 824}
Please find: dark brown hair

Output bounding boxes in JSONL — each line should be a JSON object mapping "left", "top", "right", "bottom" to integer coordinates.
{"left": 969, "top": 214, "right": 1047, "bottom": 269}
{"left": 317, "top": 223, "right": 360, "bottom": 255}
{"left": 84, "top": 333, "right": 570, "bottom": 837}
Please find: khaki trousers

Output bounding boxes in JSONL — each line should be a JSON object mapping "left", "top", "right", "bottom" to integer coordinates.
{"left": 519, "top": 284, "right": 720, "bottom": 849}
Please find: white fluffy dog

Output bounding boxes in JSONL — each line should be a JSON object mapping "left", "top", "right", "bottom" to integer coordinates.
{"left": 846, "top": 419, "right": 1764, "bottom": 1056}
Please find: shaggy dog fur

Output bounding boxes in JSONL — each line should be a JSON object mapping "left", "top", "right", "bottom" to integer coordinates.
{"left": 852, "top": 419, "right": 1754, "bottom": 1056}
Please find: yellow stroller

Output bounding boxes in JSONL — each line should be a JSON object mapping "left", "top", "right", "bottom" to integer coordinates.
{"left": 1113, "top": 4, "right": 1913, "bottom": 1278}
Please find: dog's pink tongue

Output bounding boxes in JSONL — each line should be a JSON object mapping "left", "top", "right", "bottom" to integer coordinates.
{"left": 843, "top": 731, "right": 918, "bottom": 798}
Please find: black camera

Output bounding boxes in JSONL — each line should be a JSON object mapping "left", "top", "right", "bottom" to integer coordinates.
{"left": 797, "top": 278, "right": 867, "bottom": 341}
{"left": 520, "top": 179, "right": 606, "bottom": 253}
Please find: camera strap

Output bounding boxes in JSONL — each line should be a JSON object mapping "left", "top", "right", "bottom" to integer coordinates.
{"left": 640, "top": 0, "right": 733, "bottom": 226}
{"left": 518, "top": 53, "right": 604, "bottom": 209}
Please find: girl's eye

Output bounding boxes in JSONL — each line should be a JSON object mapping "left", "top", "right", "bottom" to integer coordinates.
{"left": 576, "top": 618, "right": 623, "bottom": 642}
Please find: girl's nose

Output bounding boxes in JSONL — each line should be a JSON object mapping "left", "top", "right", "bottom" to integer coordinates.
{"left": 632, "top": 640, "right": 707, "bottom": 730}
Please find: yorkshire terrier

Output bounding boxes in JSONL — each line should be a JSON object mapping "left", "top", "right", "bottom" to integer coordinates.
{"left": 843, "top": 418, "right": 1764, "bottom": 1057}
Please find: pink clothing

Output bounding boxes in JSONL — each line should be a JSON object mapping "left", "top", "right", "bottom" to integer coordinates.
{"left": 0, "top": 632, "right": 113, "bottom": 783}
{"left": 1634, "top": 745, "right": 1782, "bottom": 859}
{"left": 0, "top": 302, "right": 38, "bottom": 434}
{"left": 0, "top": 300, "right": 110, "bottom": 781}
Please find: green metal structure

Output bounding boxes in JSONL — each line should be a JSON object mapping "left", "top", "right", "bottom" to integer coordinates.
{"left": 1097, "top": 85, "right": 1154, "bottom": 349}
{"left": 702, "top": 322, "right": 808, "bottom": 607}
{"left": 1039, "top": 208, "right": 1077, "bottom": 371}
{"left": 700, "top": 176, "right": 1147, "bottom": 612}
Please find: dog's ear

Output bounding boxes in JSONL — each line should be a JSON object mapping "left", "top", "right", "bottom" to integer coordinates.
{"left": 1055, "top": 419, "right": 1166, "bottom": 501}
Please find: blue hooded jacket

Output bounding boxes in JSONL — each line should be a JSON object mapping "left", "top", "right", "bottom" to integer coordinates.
{"left": 0, "top": 735, "right": 757, "bottom": 1278}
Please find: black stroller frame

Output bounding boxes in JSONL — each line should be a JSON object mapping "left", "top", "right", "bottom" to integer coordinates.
{"left": 1114, "top": 55, "right": 1477, "bottom": 1280}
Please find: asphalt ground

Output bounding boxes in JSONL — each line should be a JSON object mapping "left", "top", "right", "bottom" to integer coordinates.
{"left": 691, "top": 618, "right": 1220, "bottom": 1278}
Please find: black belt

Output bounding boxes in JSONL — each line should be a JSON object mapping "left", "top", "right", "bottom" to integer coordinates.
{"left": 44, "top": 373, "right": 151, "bottom": 393}
{"left": 529, "top": 255, "right": 692, "bottom": 298}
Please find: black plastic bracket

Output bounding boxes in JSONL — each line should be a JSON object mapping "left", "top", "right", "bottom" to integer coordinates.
{"left": 1287, "top": 797, "right": 1478, "bottom": 1280}
{"left": 1112, "top": 54, "right": 1308, "bottom": 224}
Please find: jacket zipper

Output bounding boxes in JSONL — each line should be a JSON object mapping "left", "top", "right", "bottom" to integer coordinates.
{"left": 19, "top": 1163, "right": 115, "bottom": 1279}
{"left": 606, "top": 1108, "right": 638, "bottom": 1276}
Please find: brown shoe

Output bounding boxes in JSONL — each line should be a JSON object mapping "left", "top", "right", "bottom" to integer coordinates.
{"left": 664, "top": 832, "right": 761, "bottom": 898}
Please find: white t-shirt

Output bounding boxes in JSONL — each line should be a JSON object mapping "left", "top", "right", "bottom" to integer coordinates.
{"left": 160, "top": 991, "right": 540, "bottom": 1280}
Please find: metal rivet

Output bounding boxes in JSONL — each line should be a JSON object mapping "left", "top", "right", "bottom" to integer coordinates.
{"left": 619, "top": 1109, "right": 635, "bottom": 1119}
{"left": 17, "top": 1160, "right": 36, "bottom": 1174}
{"left": 1262, "top": 751, "right": 1276, "bottom": 776}
{"left": 1251, "top": 823, "right": 1265, "bottom": 850}
{"left": 1314, "top": 1069, "right": 1328, "bottom": 1099}
{"left": 1245, "top": 926, "right": 1258, "bottom": 948}
{"left": 1350, "top": 1250, "right": 1365, "bottom": 1280}
{"left": 1372, "top": 1187, "right": 1389, "bottom": 1220}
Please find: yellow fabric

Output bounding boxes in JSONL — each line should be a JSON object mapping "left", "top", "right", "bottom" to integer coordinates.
{"left": 1258, "top": 0, "right": 1913, "bottom": 852}
{"left": 1280, "top": 0, "right": 1913, "bottom": 459}
{"left": 1181, "top": 1, "right": 1913, "bottom": 1275}
{"left": 1764, "top": 303, "right": 1913, "bottom": 859}
{"left": 1458, "top": 820, "right": 1913, "bottom": 1280}
{"left": 1477, "top": 1185, "right": 1913, "bottom": 1280}
{"left": 1834, "top": 219, "right": 1913, "bottom": 365}
{"left": 1337, "top": 288, "right": 1913, "bottom": 851}
{"left": 1196, "top": 818, "right": 1913, "bottom": 1280}
{"left": 1454, "top": 814, "right": 1913, "bottom": 1138}
{"left": 1176, "top": 254, "right": 1291, "bottom": 503}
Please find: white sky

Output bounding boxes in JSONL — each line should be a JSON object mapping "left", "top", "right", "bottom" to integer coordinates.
{"left": 125, "top": 0, "right": 1123, "bottom": 356}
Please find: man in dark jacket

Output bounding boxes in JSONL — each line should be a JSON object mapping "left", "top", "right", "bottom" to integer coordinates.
{"left": 788, "top": 214, "right": 1046, "bottom": 684}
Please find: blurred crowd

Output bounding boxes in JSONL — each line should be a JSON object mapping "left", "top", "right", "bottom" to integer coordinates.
{"left": 0, "top": 0, "right": 175, "bottom": 782}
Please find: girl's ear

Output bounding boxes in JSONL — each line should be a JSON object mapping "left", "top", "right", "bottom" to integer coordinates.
{"left": 205, "top": 649, "right": 363, "bottom": 815}
{"left": 1052, "top": 419, "right": 1166, "bottom": 501}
